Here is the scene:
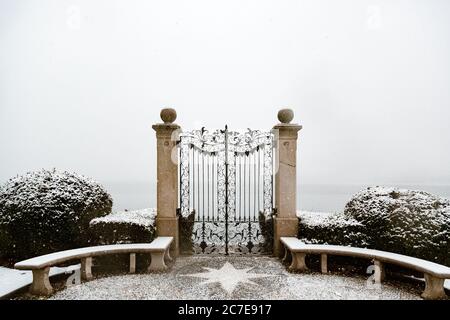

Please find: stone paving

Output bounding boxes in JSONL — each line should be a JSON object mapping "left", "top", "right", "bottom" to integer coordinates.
{"left": 49, "top": 256, "right": 422, "bottom": 300}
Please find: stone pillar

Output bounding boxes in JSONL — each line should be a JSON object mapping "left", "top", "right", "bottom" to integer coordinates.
{"left": 273, "top": 108, "right": 302, "bottom": 257}
{"left": 152, "top": 108, "right": 180, "bottom": 257}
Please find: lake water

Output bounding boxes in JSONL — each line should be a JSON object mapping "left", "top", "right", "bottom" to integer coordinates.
{"left": 106, "top": 181, "right": 450, "bottom": 213}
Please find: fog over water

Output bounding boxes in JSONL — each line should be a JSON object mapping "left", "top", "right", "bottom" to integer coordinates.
{"left": 107, "top": 181, "right": 450, "bottom": 213}
{"left": 1, "top": 1, "right": 450, "bottom": 212}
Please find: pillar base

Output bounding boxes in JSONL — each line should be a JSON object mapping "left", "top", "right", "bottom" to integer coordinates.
{"left": 156, "top": 216, "right": 179, "bottom": 257}
{"left": 273, "top": 217, "right": 299, "bottom": 257}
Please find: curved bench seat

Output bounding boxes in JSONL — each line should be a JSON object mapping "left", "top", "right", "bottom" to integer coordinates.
{"left": 280, "top": 237, "right": 450, "bottom": 300}
{"left": 14, "top": 237, "right": 173, "bottom": 296}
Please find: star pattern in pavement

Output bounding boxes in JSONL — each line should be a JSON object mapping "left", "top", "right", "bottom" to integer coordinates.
{"left": 182, "top": 261, "right": 275, "bottom": 294}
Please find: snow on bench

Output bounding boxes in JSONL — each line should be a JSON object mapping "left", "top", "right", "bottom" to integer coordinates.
{"left": 14, "top": 236, "right": 173, "bottom": 296}
{"left": 280, "top": 237, "right": 450, "bottom": 300}
{"left": 0, "top": 265, "right": 79, "bottom": 299}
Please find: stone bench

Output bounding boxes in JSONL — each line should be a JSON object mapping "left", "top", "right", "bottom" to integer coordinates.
{"left": 14, "top": 236, "right": 173, "bottom": 296}
{"left": 280, "top": 237, "right": 450, "bottom": 300}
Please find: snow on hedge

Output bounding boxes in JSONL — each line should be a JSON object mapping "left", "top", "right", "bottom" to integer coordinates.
{"left": 0, "top": 169, "right": 112, "bottom": 224}
{"left": 0, "top": 169, "right": 112, "bottom": 259}
{"left": 90, "top": 208, "right": 156, "bottom": 231}
{"left": 89, "top": 208, "right": 157, "bottom": 245}
{"left": 297, "top": 210, "right": 368, "bottom": 247}
{"left": 344, "top": 186, "right": 450, "bottom": 224}
{"left": 297, "top": 210, "right": 362, "bottom": 228}
{"left": 297, "top": 187, "right": 450, "bottom": 263}
{"left": 343, "top": 186, "right": 450, "bottom": 265}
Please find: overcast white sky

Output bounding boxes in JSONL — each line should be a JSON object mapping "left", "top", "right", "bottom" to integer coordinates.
{"left": 1, "top": 0, "right": 450, "bottom": 194}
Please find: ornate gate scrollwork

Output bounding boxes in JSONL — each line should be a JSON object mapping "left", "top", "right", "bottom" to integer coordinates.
{"left": 179, "top": 126, "right": 274, "bottom": 255}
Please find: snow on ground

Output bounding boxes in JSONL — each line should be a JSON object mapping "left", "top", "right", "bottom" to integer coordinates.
{"left": 2, "top": 207, "right": 448, "bottom": 299}
{"left": 49, "top": 256, "right": 423, "bottom": 300}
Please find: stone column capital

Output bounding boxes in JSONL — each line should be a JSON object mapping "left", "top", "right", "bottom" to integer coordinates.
{"left": 152, "top": 123, "right": 181, "bottom": 139}
{"left": 272, "top": 123, "right": 303, "bottom": 139}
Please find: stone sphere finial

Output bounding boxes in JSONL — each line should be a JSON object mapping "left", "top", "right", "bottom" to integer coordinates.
{"left": 277, "top": 108, "right": 294, "bottom": 124}
{"left": 160, "top": 108, "right": 177, "bottom": 124}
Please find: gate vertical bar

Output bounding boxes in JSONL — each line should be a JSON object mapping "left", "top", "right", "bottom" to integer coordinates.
{"left": 224, "top": 125, "right": 229, "bottom": 255}
{"left": 179, "top": 139, "right": 190, "bottom": 217}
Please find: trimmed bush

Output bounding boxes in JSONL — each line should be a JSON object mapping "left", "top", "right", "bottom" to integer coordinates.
{"left": 0, "top": 227, "right": 11, "bottom": 261}
{"left": 298, "top": 188, "right": 450, "bottom": 266}
{"left": 259, "top": 211, "right": 274, "bottom": 254}
{"left": 89, "top": 208, "right": 156, "bottom": 245}
{"left": 89, "top": 208, "right": 156, "bottom": 272}
{"left": 298, "top": 211, "right": 369, "bottom": 247}
{"left": 0, "top": 169, "right": 112, "bottom": 260}
{"left": 179, "top": 210, "right": 195, "bottom": 254}
{"left": 344, "top": 187, "right": 450, "bottom": 265}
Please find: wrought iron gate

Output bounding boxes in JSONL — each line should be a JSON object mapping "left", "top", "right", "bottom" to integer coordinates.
{"left": 179, "top": 126, "right": 274, "bottom": 255}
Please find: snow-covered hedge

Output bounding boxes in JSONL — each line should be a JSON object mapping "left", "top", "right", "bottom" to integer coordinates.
{"left": 0, "top": 225, "right": 11, "bottom": 260}
{"left": 344, "top": 187, "right": 450, "bottom": 265}
{"left": 259, "top": 212, "right": 274, "bottom": 254}
{"left": 89, "top": 208, "right": 156, "bottom": 245}
{"left": 0, "top": 169, "right": 112, "bottom": 260}
{"left": 297, "top": 211, "right": 369, "bottom": 247}
{"left": 179, "top": 210, "right": 195, "bottom": 254}
{"left": 298, "top": 188, "right": 450, "bottom": 266}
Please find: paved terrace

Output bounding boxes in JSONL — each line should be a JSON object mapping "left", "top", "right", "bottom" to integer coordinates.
{"left": 45, "top": 256, "right": 424, "bottom": 300}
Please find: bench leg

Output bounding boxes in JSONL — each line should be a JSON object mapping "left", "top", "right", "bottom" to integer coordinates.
{"left": 130, "top": 253, "right": 136, "bottom": 274}
{"left": 373, "top": 260, "right": 385, "bottom": 283}
{"left": 30, "top": 267, "right": 53, "bottom": 296}
{"left": 148, "top": 252, "right": 167, "bottom": 272}
{"left": 81, "top": 257, "right": 93, "bottom": 281}
{"left": 321, "top": 254, "right": 328, "bottom": 274}
{"left": 282, "top": 247, "right": 290, "bottom": 264}
{"left": 289, "top": 252, "right": 307, "bottom": 272}
{"left": 422, "top": 274, "right": 446, "bottom": 300}
{"left": 164, "top": 248, "right": 173, "bottom": 262}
